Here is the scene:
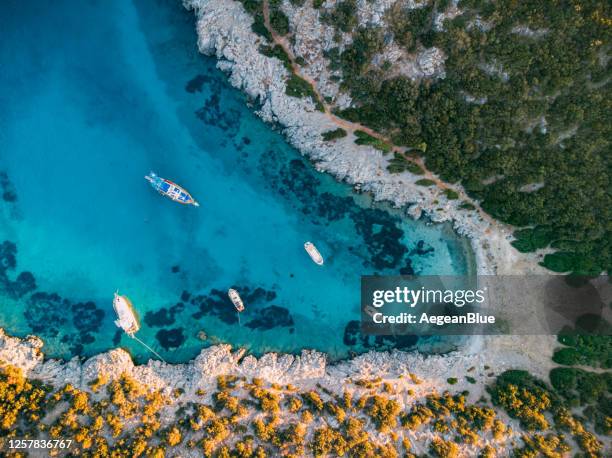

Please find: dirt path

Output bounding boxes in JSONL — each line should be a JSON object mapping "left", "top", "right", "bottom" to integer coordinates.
{"left": 261, "top": 0, "right": 506, "bottom": 233}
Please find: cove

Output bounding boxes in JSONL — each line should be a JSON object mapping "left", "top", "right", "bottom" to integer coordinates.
{"left": 0, "top": 0, "right": 473, "bottom": 363}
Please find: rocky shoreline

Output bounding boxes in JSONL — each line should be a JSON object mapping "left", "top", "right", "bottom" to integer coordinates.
{"left": 0, "top": 327, "right": 555, "bottom": 412}
{"left": 2, "top": 328, "right": 578, "bottom": 456}
{"left": 183, "top": 0, "right": 547, "bottom": 277}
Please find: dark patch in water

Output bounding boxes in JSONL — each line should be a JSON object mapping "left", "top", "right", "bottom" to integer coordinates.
{"left": 144, "top": 308, "right": 176, "bottom": 327}
{"left": 112, "top": 329, "right": 122, "bottom": 346}
{"left": 10, "top": 272, "right": 36, "bottom": 299}
{"left": 27, "top": 292, "right": 105, "bottom": 355}
{"left": 71, "top": 301, "right": 105, "bottom": 333}
{"left": 399, "top": 258, "right": 415, "bottom": 275}
{"left": 343, "top": 320, "right": 360, "bottom": 346}
{"left": 343, "top": 320, "right": 418, "bottom": 351}
{"left": 26, "top": 292, "right": 68, "bottom": 336}
{"left": 412, "top": 240, "right": 434, "bottom": 256}
{"left": 0, "top": 241, "right": 17, "bottom": 270}
{"left": 185, "top": 74, "right": 209, "bottom": 93}
{"left": 245, "top": 305, "right": 294, "bottom": 330}
{"left": 144, "top": 302, "right": 185, "bottom": 328}
{"left": 351, "top": 209, "right": 408, "bottom": 270}
{"left": 171, "top": 265, "right": 180, "bottom": 273}
{"left": 0, "top": 241, "right": 36, "bottom": 299}
{"left": 156, "top": 328, "right": 185, "bottom": 350}
{"left": 180, "top": 290, "right": 191, "bottom": 302}
{"left": 195, "top": 94, "right": 241, "bottom": 134}
{"left": 0, "top": 171, "right": 17, "bottom": 203}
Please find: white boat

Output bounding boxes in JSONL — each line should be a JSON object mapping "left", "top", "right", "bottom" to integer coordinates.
{"left": 304, "top": 241, "right": 324, "bottom": 265}
{"left": 113, "top": 291, "right": 140, "bottom": 337}
{"left": 228, "top": 288, "right": 245, "bottom": 312}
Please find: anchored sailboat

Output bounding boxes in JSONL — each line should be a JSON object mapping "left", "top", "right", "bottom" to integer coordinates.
{"left": 145, "top": 172, "right": 199, "bottom": 206}
{"left": 304, "top": 242, "right": 324, "bottom": 265}
{"left": 228, "top": 288, "right": 245, "bottom": 312}
{"left": 113, "top": 291, "right": 166, "bottom": 362}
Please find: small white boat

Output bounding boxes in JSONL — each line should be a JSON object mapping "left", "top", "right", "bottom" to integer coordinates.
{"left": 113, "top": 291, "right": 140, "bottom": 337}
{"left": 228, "top": 288, "right": 245, "bottom": 312}
{"left": 304, "top": 241, "right": 324, "bottom": 265}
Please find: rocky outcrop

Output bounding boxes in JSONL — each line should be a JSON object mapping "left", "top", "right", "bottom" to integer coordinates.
{"left": 0, "top": 329, "right": 554, "bottom": 397}
{"left": 0, "top": 329, "right": 327, "bottom": 393}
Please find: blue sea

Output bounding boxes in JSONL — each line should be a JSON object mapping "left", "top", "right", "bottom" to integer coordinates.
{"left": 0, "top": 0, "right": 473, "bottom": 363}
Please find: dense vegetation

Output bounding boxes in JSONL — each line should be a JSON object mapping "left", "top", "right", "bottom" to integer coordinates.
{"left": 489, "top": 370, "right": 605, "bottom": 455}
{"left": 324, "top": 0, "right": 610, "bottom": 275}
{"left": 554, "top": 324, "right": 612, "bottom": 368}
{"left": 1, "top": 362, "right": 607, "bottom": 457}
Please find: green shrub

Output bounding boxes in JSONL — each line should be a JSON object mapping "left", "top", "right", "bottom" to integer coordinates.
{"left": 321, "top": 128, "right": 347, "bottom": 141}
{"left": 459, "top": 202, "right": 476, "bottom": 210}
{"left": 259, "top": 44, "right": 292, "bottom": 70}
{"left": 430, "top": 437, "right": 459, "bottom": 458}
{"left": 447, "top": 377, "right": 458, "bottom": 385}
{"left": 285, "top": 74, "right": 324, "bottom": 111}
{"left": 387, "top": 152, "right": 425, "bottom": 174}
{"left": 320, "top": 0, "right": 357, "bottom": 33}
{"left": 553, "top": 329, "right": 612, "bottom": 369}
{"left": 415, "top": 179, "right": 436, "bottom": 187}
{"left": 443, "top": 189, "right": 459, "bottom": 200}
{"left": 354, "top": 130, "right": 392, "bottom": 154}
{"left": 488, "top": 371, "right": 555, "bottom": 431}
{"left": 270, "top": 9, "right": 290, "bottom": 35}
{"left": 366, "top": 395, "right": 401, "bottom": 432}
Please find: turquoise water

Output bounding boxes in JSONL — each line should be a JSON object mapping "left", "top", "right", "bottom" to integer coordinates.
{"left": 0, "top": 0, "right": 473, "bottom": 362}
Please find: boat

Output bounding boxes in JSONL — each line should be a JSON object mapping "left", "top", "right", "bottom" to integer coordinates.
{"left": 145, "top": 172, "right": 199, "bottom": 207}
{"left": 113, "top": 291, "right": 140, "bottom": 337}
{"left": 112, "top": 291, "right": 166, "bottom": 362}
{"left": 228, "top": 288, "right": 245, "bottom": 312}
{"left": 304, "top": 241, "right": 324, "bottom": 265}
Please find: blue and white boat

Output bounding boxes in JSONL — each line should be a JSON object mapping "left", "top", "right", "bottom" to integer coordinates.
{"left": 145, "top": 172, "right": 199, "bottom": 206}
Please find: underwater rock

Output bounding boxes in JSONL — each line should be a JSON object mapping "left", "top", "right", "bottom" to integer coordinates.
{"left": 25, "top": 292, "right": 68, "bottom": 336}
{"left": 399, "top": 259, "right": 415, "bottom": 275}
{"left": 412, "top": 240, "right": 435, "bottom": 256}
{"left": 0, "top": 242, "right": 37, "bottom": 299}
{"left": 0, "top": 171, "right": 17, "bottom": 203}
{"left": 245, "top": 305, "right": 294, "bottom": 330}
{"left": 145, "top": 308, "right": 177, "bottom": 327}
{"left": 343, "top": 320, "right": 360, "bottom": 346}
{"left": 185, "top": 74, "right": 209, "bottom": 93}
{"left": 7, "top": 271, "right": 36, "bottom": 299}
{"left": 156, "top": 328, "right": 186, "bottom": 350}
{"left": 0, "top": 241, "right": 17, "bottom": 271}
{"left": 192, "top": 286, "right": 278, "bottom": 326}
{"left": 72, "top": 301, "right": 105, "bottom": 333}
